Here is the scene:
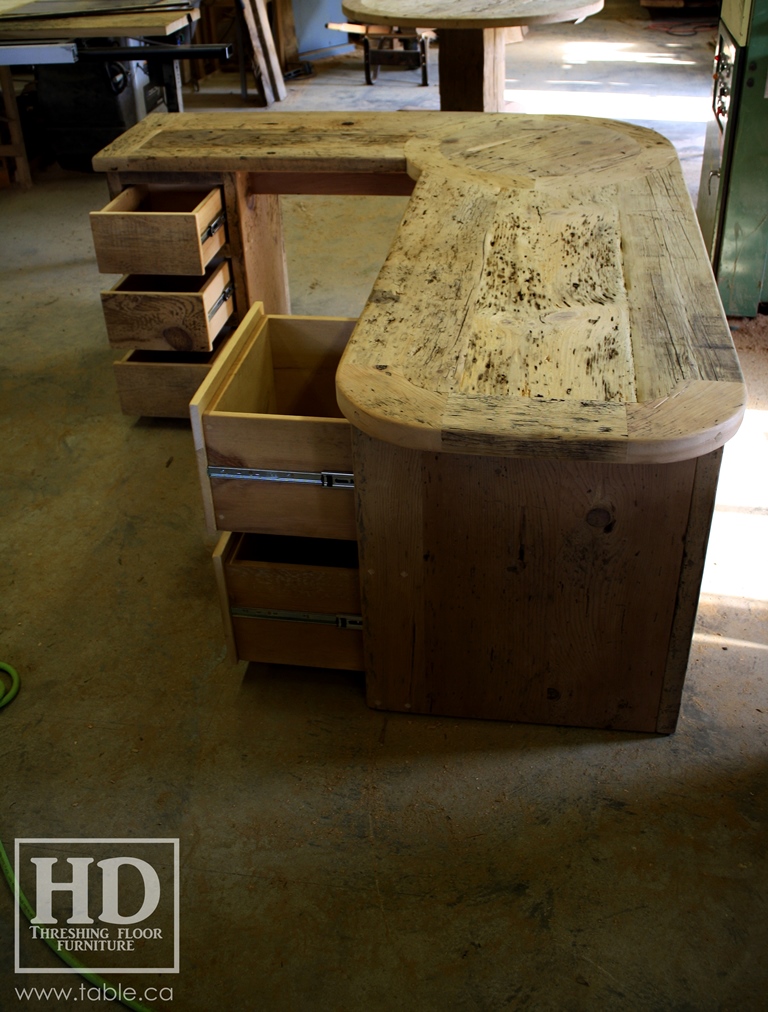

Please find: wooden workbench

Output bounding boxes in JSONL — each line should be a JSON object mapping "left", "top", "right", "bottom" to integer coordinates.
{"left": 93, "top": 112, "right": 746, "bottom": 733}
{"left": 0, "top": 1, "right": 200, "bottom": 39}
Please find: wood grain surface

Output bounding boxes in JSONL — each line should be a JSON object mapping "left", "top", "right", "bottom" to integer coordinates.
{"left": 90, "top": 185, "right": 225, "bottom": 276}
{"left": 101, "top": 261, "right": 233, "bottom": 352}
{"left": 340, "top": 0, "right": 604, "bottom": 29}
{"left": 95, "top": 110, "right": 745, "bottom": 463}
{"left": 0, "top": 3, "right": 199, "bottom": 38}
{"left": 113, "top": 348, "right": 215, "bottom": 418}
{"left": 354, "top": 430, "right": 703, "bottom": 730}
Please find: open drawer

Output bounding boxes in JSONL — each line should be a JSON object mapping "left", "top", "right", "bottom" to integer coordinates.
{"left": 101, "top": 261, "right": 234, "bottom": 352}
{"left": 190, "top": 303, "right": 357, "bottom": 540}
{"left": 90, "top": 186, "right": 226, "bottom": 276}
{"left": 213, "top": 531, "right": 364, "bottom": 670}
{"left": 114, "top": 338, "right": 230, "bottom": 418}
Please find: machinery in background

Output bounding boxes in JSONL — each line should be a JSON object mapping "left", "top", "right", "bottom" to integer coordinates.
{"left": 33, "top": 25, "right": 230, "bottom": 173}
{"left": 35, "top": 40, "right": 165, "bottom": 172}
{"left": 696, "top": 0, "right": 768, "bottom": 317}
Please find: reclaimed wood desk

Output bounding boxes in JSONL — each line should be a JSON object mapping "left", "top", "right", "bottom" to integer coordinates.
{"left": 93, "top": 112, "right": 746, "bottom": 733}
{"left": 340, "top": 0, "right": 603, "bottom": 111}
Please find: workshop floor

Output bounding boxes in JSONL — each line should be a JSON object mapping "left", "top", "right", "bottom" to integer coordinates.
{"left": 1, "top": 3, "right": 767, "bottom": 1010}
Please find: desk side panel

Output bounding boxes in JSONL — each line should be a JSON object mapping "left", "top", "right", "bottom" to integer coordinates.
{"left": 356, "top": 429, "right": 698, "bottom": 731}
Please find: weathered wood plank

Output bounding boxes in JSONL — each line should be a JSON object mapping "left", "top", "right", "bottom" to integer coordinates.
{"left": 0, "top": 6, "right": 200, "bottom": 39}
{"left": 101, "top": 262, "right": 233, "bottom": 352}
{"left": 341, "top": 0, "right": 603, "bottom": 29}
{"left": 357, "top": 429, "right": 698, "bottom": 731}
{"left": 619, "top": 165, "right": 745, "bottom": 401}
{"left": 239, "top": 0, "right": 276, "bottom": 105}
{"left": 223, "top": 173, "right": 291, "bottom": 315}
{"left": 656, "top": 447, "right": 723, "bottom": 733}
{"left": 92, "top": 112, "right": 457, "bottom": 174}
{"left": 249, "top": 0, "right": 287, "bottom": 101}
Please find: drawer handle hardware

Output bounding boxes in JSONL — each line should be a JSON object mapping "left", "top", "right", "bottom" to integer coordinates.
{"left": 201, "top": 212, "right": 226, "bottom": 242}
{"left": 207, "top": 283, "right": 234, "bottom": 320}
{"left": 208, "top": 466, "right": 355, "bottom": 488}
{"left": 232, "top": 607, "right": 363, "bottom": 630}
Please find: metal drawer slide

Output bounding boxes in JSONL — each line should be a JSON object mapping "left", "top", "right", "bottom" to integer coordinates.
{"left": 207, "top": 466, "right": 355, "bottom": 488}
{"left": 231, "top": 607, "right": 363, "bottom": 630}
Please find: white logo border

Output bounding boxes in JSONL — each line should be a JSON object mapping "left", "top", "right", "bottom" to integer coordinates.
{"left": 14, "top": 838, "right": 180, "bottom": 974}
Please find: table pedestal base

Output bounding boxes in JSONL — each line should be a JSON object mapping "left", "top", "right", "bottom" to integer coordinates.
{"left": 438, "top": 27, "right": 506, "bottom": 112}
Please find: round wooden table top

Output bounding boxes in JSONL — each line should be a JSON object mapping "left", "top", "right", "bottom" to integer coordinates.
{"left": 341, "top": 0, "right": 604, "bottom": 30}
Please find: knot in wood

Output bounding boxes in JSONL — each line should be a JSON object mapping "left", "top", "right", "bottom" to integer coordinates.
{"left": 163, "top": 326, "right": 194, "bottom": 351}
{"left": 586, "top": 507, "right": 614, "bottom": 532}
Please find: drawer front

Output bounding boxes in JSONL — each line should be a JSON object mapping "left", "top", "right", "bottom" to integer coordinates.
{"left": 213, "top": 532, "right": 364, "bottom": 670}
{"left": 91, "top": 186, "right": 226, "bottom": 276}
{"left": 209, "top": 477, "right": 357, "bottom": 540}
{"left": 231, "top": 616, "right": 364, "bottom": 670}
{"left": 101, "top": 261, "right": 234, "bottom": 352}
{"left": 231, "top": 617, "right": 364, "bottom": 670}
{"left": 113, "top": 345, "right": 224, "bottom": 418}
{"left": 205, "top": 412, "right": 355, "bottom": 538}
{"left": 190, "top": 304, "right": 358, "bottom": 537}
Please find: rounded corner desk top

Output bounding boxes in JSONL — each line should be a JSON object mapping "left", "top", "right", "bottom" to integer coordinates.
{"left": 94, "top": 111, "right": 746, "bottom": 465}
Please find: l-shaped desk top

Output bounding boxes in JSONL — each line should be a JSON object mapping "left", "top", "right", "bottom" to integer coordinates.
{"left": 94, "top": 111, "right": 745, "bottom": 465}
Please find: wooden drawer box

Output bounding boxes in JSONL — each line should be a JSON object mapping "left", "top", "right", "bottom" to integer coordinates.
{"left": 190, "top": 304, "right": 357, "bottom": 540}
{"left": 90, "top": 186, "right": 226, "bottom": 276}
{"left": 114, "top": 340, "right": 229, "bottom": 418}
{"left": 213, "top": 531, "right": 364, "bottom": 670}
{"left": 101, "top": 261, "right": 234, "bottom": 352}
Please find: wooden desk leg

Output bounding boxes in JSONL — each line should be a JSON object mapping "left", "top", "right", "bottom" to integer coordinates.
{"left": 437, "top": 27, "right": 506, "bottom": 112}
{"left": 656, "top": 447, "right": 723, "bottom": 733}
{"left": 223, "top": 172, "right": 291, "bottom": 315}
{"left": 0, "top": 67, "right": 32, "bottom": 188}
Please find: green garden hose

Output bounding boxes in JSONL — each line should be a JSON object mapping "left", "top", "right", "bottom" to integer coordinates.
{"left": 0, "top": 663, "right": 157, "bottom": 1012}
{"left": 0, "top": 662, "right": 19, "bottom": 708}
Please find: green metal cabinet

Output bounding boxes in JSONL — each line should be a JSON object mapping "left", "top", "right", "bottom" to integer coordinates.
{"left": 697, "top": 0, "right": 768, "bottom": 316}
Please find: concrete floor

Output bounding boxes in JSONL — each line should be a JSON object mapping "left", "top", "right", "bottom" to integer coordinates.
{"left": 1, "top": 3, "right": 767, "bottom": 1010}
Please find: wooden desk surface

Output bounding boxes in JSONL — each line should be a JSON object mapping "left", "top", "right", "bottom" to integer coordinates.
{"left": 94, "top": 111, "right": 745, "bottom": 465}
{"left": 340, "top": 0, "right": 604, "bottom": 29}
{"left": 0, "top": 1, "right": 199, "bottom": 39}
